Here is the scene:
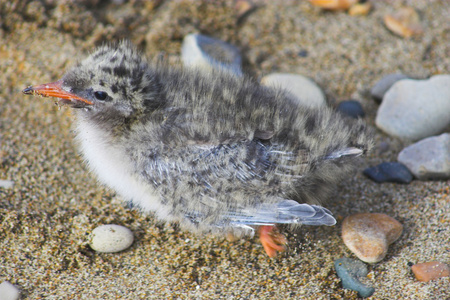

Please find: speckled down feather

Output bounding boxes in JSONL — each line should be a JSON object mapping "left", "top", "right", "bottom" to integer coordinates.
{"left": 58, "top": 42, "right": 371, "bottom": 236}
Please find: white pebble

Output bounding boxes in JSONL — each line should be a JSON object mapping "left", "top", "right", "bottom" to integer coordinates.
{"left": 375, "top": 75, "right": 450, "bottom": 140}
{"left": 89, "top": 224, "right": 134, "bottom": 253}
{"left": 181, "top": 33, "right": 243, "bottom": 76}
{"left": 0, "top": 180, "right": 14, "bottom": 189}
{"left": 261, "top": 73, "right": 326, "bottom": 108}
{"left": 0, "top": 281, "right": 20, "bottom": 300}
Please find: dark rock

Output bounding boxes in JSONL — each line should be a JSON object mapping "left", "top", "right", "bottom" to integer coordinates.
{"left": 336, "top": 100, "right": 365, "bottom": 118}
{"left": 363, "top": 162, "right": 413, "bottom": 183}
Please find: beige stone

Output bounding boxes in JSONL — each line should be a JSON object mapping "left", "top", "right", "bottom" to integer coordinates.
{"left": 342, "top": 213, "right": 403, "bottom": 263}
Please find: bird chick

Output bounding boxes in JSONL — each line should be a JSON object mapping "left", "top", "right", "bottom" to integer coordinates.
{"left": 23, "top": 41, "right": 372, "bottom": 257}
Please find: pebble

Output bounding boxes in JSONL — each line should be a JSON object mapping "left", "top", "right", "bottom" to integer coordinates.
{"left": 397, "top": 133, "right": 450, "bottom": 180}
{"left": 235, "top": 0, "right": 255, "bottom": 19}
{"left": 411, "top": 261, "right": 450, "bottom": 282}
{"left": 375, "top": 75, "right": 450, "bottom": 141}
{"left": 181, "top": 33, "right": 243, "bottom": 76}
{"left": 336, "top": 100, "right": 365, "bottom": 118}
{"left": 348, "top": 2, "right": 371, "bottom": 16}
{"left": 384, "top": 6, "right": 423, "bottom": 38}
{"left": 377, "top": 141, "right": 390, "bottom": 155}
{"left": 309, "top": 0, "right": 358, "bottom": 10}
{"left": 370, "top": 73, "right": 409, "bottom": 103}
{"left": 261, "top": 73, "right": 326, "bottom": 107}
{"left": 363, "top": 162, "right": 413, "bottom": 184}
{"left": 89, "top": 224, "right": 134, "bottom": 253}
{"left": 0, "top": 281, "right": 20, "bottom": 300}
{"left": 0, "top": 180, "right": 15, "bottom": 189}
{"left": 342, "top": 213, "right": 403, "bottom": 263}
{"left": 334, "top": 257, "right": 375, "bottom": 298}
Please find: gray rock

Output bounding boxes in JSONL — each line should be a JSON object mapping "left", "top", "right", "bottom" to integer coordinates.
{"left": 89, "top": 224, "right": 134, "bottom": 253}
{"left": 371, "top": 73, "right": 409, "bottom": 102}
{"left": 261, "top": 73, "right": 326, "bottom": 108}
{"left": 181, "top": 34, "right": 242, "bottom": 76}
{"left": 0, "top": 281, "right": 20, "bottom": 300}
{"left": 375, "top": 75, "right": 450, "bottom": 141}
{"left": 398, "top": 133, "right": 450, "bottom": 180}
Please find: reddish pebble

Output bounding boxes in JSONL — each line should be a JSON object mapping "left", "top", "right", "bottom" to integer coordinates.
{"left": 411, "top": 261, "right": 450, "bottom": 282}
{"left": 342, "top": 213, "right": 403, "bottom": 263}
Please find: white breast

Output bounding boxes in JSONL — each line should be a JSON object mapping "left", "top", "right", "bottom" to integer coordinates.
{"left": 75, "top": 117, "right": 172, "bottom": 220}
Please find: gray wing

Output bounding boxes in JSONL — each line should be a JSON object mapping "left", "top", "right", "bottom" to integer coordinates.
{"left": 226, "top": 199, "right": 336, "bottom": 227}
{"left": 142, "top": 139, "right": 358, "bottom": 231}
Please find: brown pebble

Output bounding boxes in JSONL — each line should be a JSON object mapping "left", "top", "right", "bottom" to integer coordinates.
{"left": 384, "top": 7, "right": 423, "bottom": 38}
{"left": 309, "top": 0, "right": 358, "bottom": 11}
{"left": 342, "top": 213, "right": 403, "bottom": 263}
{"left": 411, "top": 261, "right": 450, "bottom": 282}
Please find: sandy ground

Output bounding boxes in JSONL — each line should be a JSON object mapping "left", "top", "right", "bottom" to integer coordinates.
{"left": 1, "top": 0, "right": 449, "bottom": 299}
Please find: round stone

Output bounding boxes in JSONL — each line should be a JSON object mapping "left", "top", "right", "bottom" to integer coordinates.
{"left": 342, "top": 213, "right": 403, "bottom": 263}
{"left": 336, "top": 100, "right": 365, "bottom": 118}
{"left": 0, "top": 180, "right": 15, "bottom": 189}
{"left": 0, "top": 281, "right": 20, "bottom": 300}
{"left": 363, "top": 162, "right": 413, "bottom": 184}
{"left": 89, "top": 224, "right": 134, "bottom": 253}
{"left": 261, "top": 73, "right": 326, "bottom": 108}
{"left": 181, "top": 33, "right": 243, "bottom": 76}
{"left": 375, "top": 75, "right": 450, "bottom": 141}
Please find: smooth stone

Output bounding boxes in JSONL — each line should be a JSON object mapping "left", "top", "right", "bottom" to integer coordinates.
{"left": 411, "top": 261, "right": 450, "bottom": 282}
{"left": 336, "top": 100, "right": 365, "bottom": 118}
{"left": 384, "top": 6, "right": 423, "bottom": 38}
{"left": 342, "top": 213, "right": 403, "bottom": 263}
{"left": 363, "top": 162, "right": 413, "bottom": 184}
{"left": 181, "top": 33, "right": 243, "bottom": 76}
{"left": 375, "top": 75, "right": 450, "bottom": 141}
{"left": 370, "top": 73, "right": 409, "bottom": 103}
{"left": 261, "top": 73, "right": 326, "bottom": 108}
{"left": 0, "top": 281, "right": 20, "bottom": 300}
{"left": 334, "top": 257, "right": 375, "bottom": 298}
{"left": 309, "top": 0, "right": 358, "bottom": 10}
{"left": 348, "top": 2, "right": 372, "bottom": 16}
{"left": 398, "top": 133, "right": 450, "bottom": 180}
{"left": 89, "top": 224, "right": 134, "bottom": 253}
{"left": 0, "top": 180, "right": 15, "bottom": 188}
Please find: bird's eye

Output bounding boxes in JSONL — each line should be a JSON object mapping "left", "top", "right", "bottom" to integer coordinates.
{"left": 94, "top": 91, "right": 109, "bottom": 101}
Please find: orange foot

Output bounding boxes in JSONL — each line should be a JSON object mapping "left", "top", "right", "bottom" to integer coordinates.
{"left": 259, "top": 225, "right": 287, "bottom": 258}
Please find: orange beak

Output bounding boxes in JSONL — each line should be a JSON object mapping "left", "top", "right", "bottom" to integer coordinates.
{"left": 22, "top": 80, "right": 93, "bottom": 105}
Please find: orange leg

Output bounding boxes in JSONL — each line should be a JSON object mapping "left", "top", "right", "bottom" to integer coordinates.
{"left": 259, "top": 225, "right": 287, "bottom": 257}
